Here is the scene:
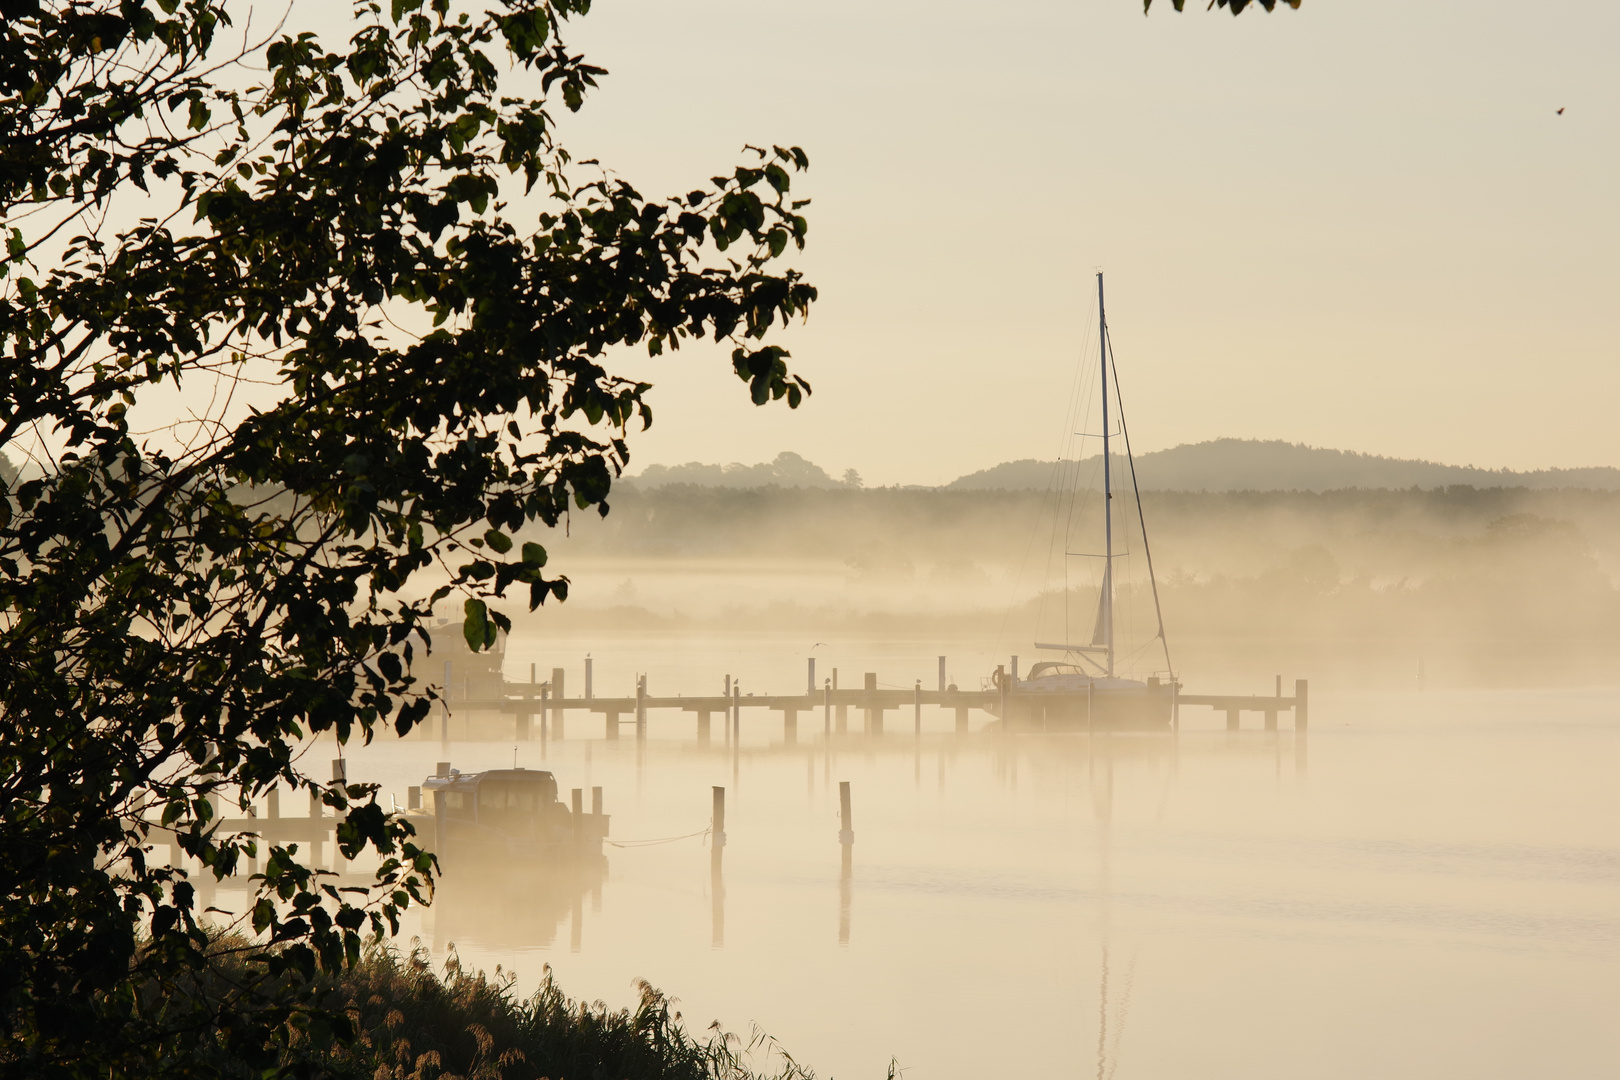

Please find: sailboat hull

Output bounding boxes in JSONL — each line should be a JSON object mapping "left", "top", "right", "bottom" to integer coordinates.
{"left": 986, "top": 677, "right": 1177, "bottom": 732}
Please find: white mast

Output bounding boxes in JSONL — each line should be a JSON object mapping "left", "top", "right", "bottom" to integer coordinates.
{"left": 1098, "top": 272, "right": 1114, "bottom": 677}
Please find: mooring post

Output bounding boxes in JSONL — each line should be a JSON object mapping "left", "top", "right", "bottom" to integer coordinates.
{"left": 823, "top": 679, "right": 832, "bottom": 740}
{"left": 864, "top": 673, "right": 882, "bottom": 736}
{"left": 807, "top": 657, "right": 816, "bottom": 694}
{"left": 711, "top": 786, "right": 726, "bottom": 861}
{"left": 723, "top": 676, "right": 732, "bottom": 749}
{"left": 592, "top": 786, "right": 603, "bottom": 817}
{"left": 440, "top": 659, "right": 452, "bottom": 746}
{"left": 838, "top": 780, "right": 853, "bottom": 847}
{"left": 1295, "top": 678, "right": 1309, "bottom": 731}
{"left": 635, "top": 674, "right": 647, "bottom": 741}
{"left": 998, "top": 666, "right": 1008, "bottom": 734}
{"left": 938, "top": 656, "right": 946, "bottom": 693}
{"left": 540, "top": 686, "right": 550, "bottom": 755}
{"left": 551, "top": 667, "right": 566, "bottom": 740}
{"left": 584, "top": 657, "right": 593, "bottom": 700}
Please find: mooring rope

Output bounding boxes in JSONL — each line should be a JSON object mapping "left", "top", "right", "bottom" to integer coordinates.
{"left": 605, "top": 826, "right": 713, "bottom": 849}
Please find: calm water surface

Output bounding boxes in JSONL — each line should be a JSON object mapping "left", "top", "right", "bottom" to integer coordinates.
{"left": 316, "top": 640, "right": 1619, "bottom": 1080}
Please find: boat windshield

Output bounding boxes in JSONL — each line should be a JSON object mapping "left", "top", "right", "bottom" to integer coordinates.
{"left": 1026, "top": 662, "right": 1085, "bottom": 679}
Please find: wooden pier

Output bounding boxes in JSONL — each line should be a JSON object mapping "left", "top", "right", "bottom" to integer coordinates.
{"left": 428, "top": 666, "right": 1309, "bottom": 741}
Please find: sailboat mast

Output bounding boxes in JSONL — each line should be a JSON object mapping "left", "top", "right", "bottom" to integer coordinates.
{"left": 1098, "top": 272, "right": 1114, "bottom": 677}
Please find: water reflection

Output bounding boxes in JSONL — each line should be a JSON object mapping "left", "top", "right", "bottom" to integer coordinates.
{"left": 430, "top": 857, "right": 607, "bottom": 953}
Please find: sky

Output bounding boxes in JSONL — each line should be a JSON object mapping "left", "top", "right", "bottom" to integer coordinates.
{"left": 307, "top": 1, "right": 1620, "bottom": 487}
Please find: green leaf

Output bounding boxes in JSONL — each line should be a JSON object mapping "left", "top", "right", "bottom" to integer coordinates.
{"left": 462, "top": 598, "right": 494, "bottom": 650}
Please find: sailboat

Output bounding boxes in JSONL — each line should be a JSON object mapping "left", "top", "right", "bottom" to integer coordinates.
{"left": 989, "top": 273, "right": 1178, "bottom": 731}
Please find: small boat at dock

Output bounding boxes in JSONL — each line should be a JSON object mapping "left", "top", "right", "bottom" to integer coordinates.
{"left": 407, "top": 764, "right": 610, "bottom": 867}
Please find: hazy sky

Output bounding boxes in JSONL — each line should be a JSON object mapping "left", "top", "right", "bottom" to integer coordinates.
{"left": 301, "top": 1, "right": 1620, "bottom": 486}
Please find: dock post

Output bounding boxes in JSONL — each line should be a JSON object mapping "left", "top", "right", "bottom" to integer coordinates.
{"left": 838, "top": 780, "right": 853, "bottom": 846}
{"left": 440, "top": 659, "right": 452, "bottom": 747}
{"left": 723, "top": 676, "right": 732, "bottom": 749}
{"left": 998, "top": 666, "right": 1008, "bottom": 733}
{"left": 938, "top": 656, "right": 946, "bottom": 693}
{"left": 592, "top": 786, "right": 603, "bottom": 816}
{"left": 823, "top": 680, "right": 832, "bottom": 740}
{"left": 914, "top": 681, "right": 922, "bottom": 737}
{"left": 807, "top": 657, "right": 816, "bottom": 694}
{"left": 433, "top": 784, "right": 445, "bottom": 862}
{"left": 551, "top": 668, "right": 566, "bottom": 739}
{"left": 864, "top": 673, "right": 882, "bottom": 736}
{"left": 1295, "top": 678, "right": 1309, "bottom": 731}
{"left": 635, "top": 675, "right": 647, "bottom": 741}
{"left": 711, "top": 786, "right": 726, "bottom": 864}
{"left": 584, "top": 657, "right": 593, "bottom": 700}
{"left": 571, "top": 788, "right": 584, "bottom": 854}
{"left": 732, "top": 684, "right": 741, "bottom": 745}
{"left": 1266, "top": 675, "right": 1280, "bottom": 731}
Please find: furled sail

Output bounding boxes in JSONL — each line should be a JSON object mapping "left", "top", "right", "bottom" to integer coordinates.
{"left": 1090, "top": 564, "right": 1113, "bottom": 650}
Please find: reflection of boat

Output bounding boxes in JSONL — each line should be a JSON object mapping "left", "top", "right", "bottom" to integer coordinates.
{"left": 408, "top": 764, "right": 610, "bottom": 868}
{"left": 990, "top": 273, "right": 1178, "bottom": 731}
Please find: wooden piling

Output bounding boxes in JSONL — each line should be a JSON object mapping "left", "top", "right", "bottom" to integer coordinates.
{"left": 838, "top": 781, "right": 853, "bottom": 845}
{"left": 551, "top": 668, "right": 566, "bottom": 739}
{"left": 864, "top": 673, "right": 883, "bottom": 736}
{"left": 823, "top": 681, "right": 832, "bottom": 740}
{"left": 711, "top": 786, "right": 726, "bottom": 855}
{"left": 592, "top": 786, "right": 603, "bottom": 816}
{"left": 635, "top": 675, "right": 647, "bottom": 741}
{"left": 440, "top": 659, "right": 452, "bottom": 746}
{"left": 938, "top": 655, "right": 946, "bottom": 693}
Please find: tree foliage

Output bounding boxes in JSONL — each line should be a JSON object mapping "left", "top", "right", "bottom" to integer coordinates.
{"left": 0, "top": 0, "right": 815, "bottom": 1072}
{"left": 1144, "top": 0, "right": 1302, "bottom": 13}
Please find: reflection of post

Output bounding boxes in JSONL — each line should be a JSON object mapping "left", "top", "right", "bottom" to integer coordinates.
{"left": 1294, "top": 679, "right": 1309, "bottom": 731}
{"left": 838, "top": 780, "right": 853, "bottom": 945}
{"left": 635, "top": 674, "right": 646, "bottom": 741}
{"left": 711, "top": 786, "right": 726, "bottom": 948}
{"left": 570, "top": 788, "right": 583, "bottom": 855}
{"left": 731, "top": 684, "right": 741, "bottom": 788}
{"left": 570, "top": 891, "right": 583, "bottom": 952}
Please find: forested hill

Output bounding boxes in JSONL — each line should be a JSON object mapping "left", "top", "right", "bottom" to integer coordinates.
{"left": 943, "top": 439, "right": 1620, "bottom": 492}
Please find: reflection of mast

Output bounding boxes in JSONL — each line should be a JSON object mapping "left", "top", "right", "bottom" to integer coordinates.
{"left": 711, "top": 786, "right": 726, "bottom": 947}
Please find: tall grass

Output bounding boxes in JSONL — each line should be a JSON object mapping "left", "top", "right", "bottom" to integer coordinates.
{"left": 298, "top": 940, "right": 817, "bottom": 1080}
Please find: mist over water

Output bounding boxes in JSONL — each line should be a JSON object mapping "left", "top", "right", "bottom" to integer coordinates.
{"left": 225, "top": 624, "right": 1614, "bottom": 1080}
{"left": 198, "top": 484, "right": 1620, "bottom": 1078}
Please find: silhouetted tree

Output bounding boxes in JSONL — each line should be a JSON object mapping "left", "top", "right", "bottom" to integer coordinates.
{"left": 0, "top": 1, "right": 814, "bottom": 1073}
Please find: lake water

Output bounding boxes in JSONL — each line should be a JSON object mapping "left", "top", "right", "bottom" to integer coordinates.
{"left": 300, "top": 637, "right": 1617, "bottom": 1079}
